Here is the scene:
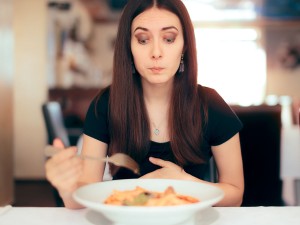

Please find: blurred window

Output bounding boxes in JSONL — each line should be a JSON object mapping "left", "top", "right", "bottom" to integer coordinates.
{"left": 195, "top": 27, "right": 266, "bottom": 106}
{"left": 182, "top": 0, "right": 266, "bottom": 106}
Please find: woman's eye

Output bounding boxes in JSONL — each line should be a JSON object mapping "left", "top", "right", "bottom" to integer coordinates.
{"left": 138, "top": 38, "right": 149, "bottom": 45}
{"left": 164, "top": 35, "right": 176, "bottom": 44}
{"left": 135, "top": 34, "right": 149, "bottom": 45}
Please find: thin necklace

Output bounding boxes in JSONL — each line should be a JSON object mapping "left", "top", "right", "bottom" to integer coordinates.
{"left": 151, "top": 120, "right": 164, "bottom": 136}
{"left": 154, "top": 127, "right": 160, "bottom": 136}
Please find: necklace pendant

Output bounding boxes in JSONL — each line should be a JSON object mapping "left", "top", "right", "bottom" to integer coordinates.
{"left": 154, "top": 128, "right": 160, "bottom": 136}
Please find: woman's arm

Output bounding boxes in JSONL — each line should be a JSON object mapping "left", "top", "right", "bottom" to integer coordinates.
{"left": 141, "top": 133, "right": 244, "bottom": 206}
{"left": 79, "top": 134, "right": 108, "bottom": 183}
{"left": 209, "top": 133, "right": 244, "bottom": 206}
{"left": 63, "top": 134, "right": 108, "bottom": 209}
{"left": 45, "top": 134, "right": 108, "bottom": 209}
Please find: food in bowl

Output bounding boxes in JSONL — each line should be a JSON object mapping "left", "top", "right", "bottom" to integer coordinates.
{"left": 104, "top": 186, "right": 199, "bottom": 206}
{"left": 73, "top": 179, "right": 224, "bottom": 225}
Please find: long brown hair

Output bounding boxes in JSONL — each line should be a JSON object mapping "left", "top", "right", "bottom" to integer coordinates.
{"left": 108, "top": 0, "right": 207, "bottom": 166}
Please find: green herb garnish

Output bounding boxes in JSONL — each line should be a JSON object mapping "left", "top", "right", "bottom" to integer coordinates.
{"left": 123, "top": 193, "right": 150, "bottom": 206}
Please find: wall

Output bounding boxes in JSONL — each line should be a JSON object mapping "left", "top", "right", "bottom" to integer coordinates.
{"left": 13, "top": 0, "right": 48, "bottom": 178}
{"left": 265, "top": 24, "right": 300, "bottom": 99}
{"left": 0, "top": 0, "right": 14, "bottom": 205}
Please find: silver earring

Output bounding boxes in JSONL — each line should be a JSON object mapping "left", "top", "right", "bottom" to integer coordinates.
{"left": 179, "top": 54, "right": 184, "bottom": 73}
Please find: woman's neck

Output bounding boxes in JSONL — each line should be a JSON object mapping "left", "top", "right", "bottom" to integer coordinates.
{"left": 142, "top": 81, "right": 172, "bottom": 143}
{"left": 142, "top": 81, "right": 173, "bottom": 105}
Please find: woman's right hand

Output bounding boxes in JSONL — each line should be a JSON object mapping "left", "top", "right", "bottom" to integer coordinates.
{"left": 45, "top": 138, "right": 83, "bottom": 199}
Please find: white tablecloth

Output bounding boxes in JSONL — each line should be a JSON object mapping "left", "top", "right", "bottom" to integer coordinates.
{"left": 1, "top": 206, "right": 300, "bottom": 225}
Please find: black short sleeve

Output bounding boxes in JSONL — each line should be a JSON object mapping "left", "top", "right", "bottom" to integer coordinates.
{"left": 83, "top": 89, "right": 110, "bottom": 143}
{"left": 203, "top": 86, "right": 243, "bottom": 146}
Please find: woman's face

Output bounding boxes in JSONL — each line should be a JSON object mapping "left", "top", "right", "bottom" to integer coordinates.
{"left": 131, "top": 7, "right": 184, "bottom": 86}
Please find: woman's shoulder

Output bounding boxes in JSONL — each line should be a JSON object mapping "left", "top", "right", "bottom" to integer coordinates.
{"left": 197, "top": 84, "right": 225, "bottom": 108}
{"left": 93, "top": 86, "right": 110, "bottom": 107}
{"left": 197, "top": 84, "right": 240, "bottom": 125}
{"left": 86, "top": 86, "right": 110, "bottom": 117}
{"left": 197, "top": 85, "right": 243, "bottom": 145}
{"left": 98, "top": 86, "right": 110, "bottom": 101}
{"left": 84, "top": 86, "right": 111, "bottom": 143}
{"left": 197, "top": 84, "right": 219, "bottom": 100}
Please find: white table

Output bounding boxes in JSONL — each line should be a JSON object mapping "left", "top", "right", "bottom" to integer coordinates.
{"left": 1, "top": 206, "right": 300, "bottom": 225}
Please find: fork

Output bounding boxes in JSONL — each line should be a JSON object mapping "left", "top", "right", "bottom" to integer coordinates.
{"left": 44, "top": 145, "right": 140, "bottom": 175}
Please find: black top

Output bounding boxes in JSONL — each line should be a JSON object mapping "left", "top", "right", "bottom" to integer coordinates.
{"left": 83, "top": 85, "right": 243, "bottom": 180}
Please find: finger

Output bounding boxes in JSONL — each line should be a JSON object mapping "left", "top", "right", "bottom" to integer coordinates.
{"left": 53, "top": 138, "right": 65, "bottom": 149}
{"left": 139, "top": 171, "right": 156, "bottom": 179}
{"left": 56, "top": 156, "right": 82, "bottom": 174}
{"left": 45, "top": 149, "right": 80, "bottom": 180}
{"left": 46, "top": 157, "right": 82, "bottom": 189}
{"left": 48, "top": 154, "right": 81, "bottom": 177}
{"left": 52, "top": 163, "right": 82, "bottom": 190}
{"left": 51, "top": 147, "right": 78, "bottom": 164}
{"left": 149, "top": 157, "right": 171, "bottom": 168}
{"left": 49, "top": 163, "right": 80, "bottom": 185}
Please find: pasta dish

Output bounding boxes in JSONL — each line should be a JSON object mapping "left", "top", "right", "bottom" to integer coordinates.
{"left": 104, "top": 186, "right": 199, "bottom": 206}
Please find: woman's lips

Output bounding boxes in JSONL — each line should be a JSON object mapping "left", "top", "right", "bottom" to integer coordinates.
{"left": 149, "top": 67, "right": 164, "bottom": 73}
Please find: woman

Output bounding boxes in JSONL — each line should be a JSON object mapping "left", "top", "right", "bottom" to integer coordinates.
{"left": 45, "top": 0, "right": 244, "bottom": 209}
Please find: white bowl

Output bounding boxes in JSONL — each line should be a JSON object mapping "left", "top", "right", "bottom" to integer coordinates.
{"left": 73, "top": 179, "right": 224, "bottom": 225}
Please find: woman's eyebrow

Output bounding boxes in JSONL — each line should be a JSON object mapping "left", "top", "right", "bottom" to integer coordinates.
{"left": 133, "top": 26, "right": 179, "bottom": 33}
{"left": 162, "top": 26, "right": 178, "bottom": 31}
{"left": 133, "top": 27, "right": 148, "bottom": 33}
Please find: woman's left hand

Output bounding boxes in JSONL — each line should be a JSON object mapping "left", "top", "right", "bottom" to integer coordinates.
{"left": 141, "top": 157, "right": 188, "bottom": 179}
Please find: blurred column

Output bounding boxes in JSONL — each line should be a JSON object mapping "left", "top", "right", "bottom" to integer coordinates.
{"left": 13, "top": 0, "right": 48, "bottom": 178}
{"left": 0, "top": 0, "right": 14, "bottom": 205}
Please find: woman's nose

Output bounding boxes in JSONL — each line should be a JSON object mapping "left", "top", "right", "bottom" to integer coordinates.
{"left": 151, "top": 41, "right": 162, "bottom": 59}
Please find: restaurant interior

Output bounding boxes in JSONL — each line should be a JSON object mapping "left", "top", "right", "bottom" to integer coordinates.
{"left": 0, "top": 0, "right": 300, "bottom": 208}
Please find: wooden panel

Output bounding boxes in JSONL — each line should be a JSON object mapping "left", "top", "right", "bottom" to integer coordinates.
{"left": 49, "top": 88, "right": 100, "bottom": 122}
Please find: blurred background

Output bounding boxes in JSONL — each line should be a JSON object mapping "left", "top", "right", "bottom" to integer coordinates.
{"left": 0, "top": 0, "right": 300, "bottom": 207}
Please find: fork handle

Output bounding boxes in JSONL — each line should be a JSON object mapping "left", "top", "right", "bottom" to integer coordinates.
{"left": 44, "top": 145, "right": 63, "bottom": 157}
{"left": 44, "top": 145, "right": 107, "bottom": 162}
